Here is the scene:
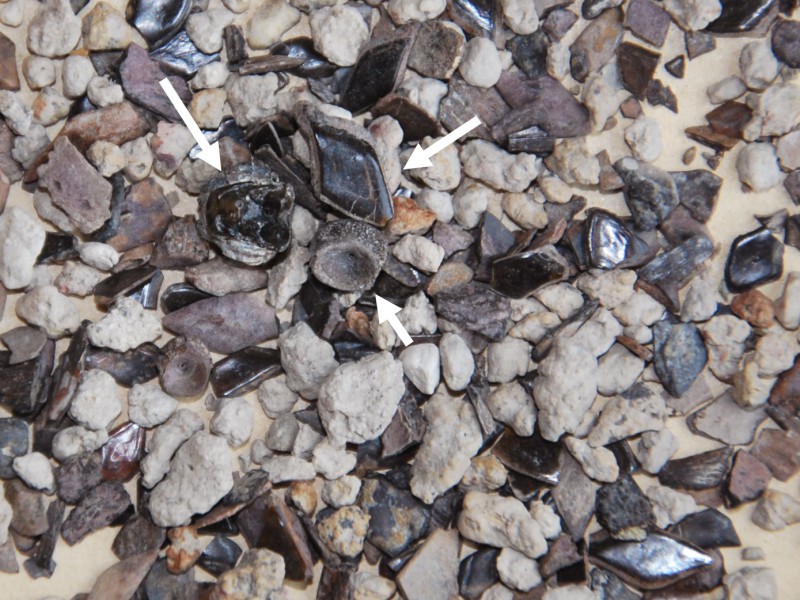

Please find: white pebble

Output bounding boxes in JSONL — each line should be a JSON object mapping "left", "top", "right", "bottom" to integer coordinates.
{"left": 459, "top": 37, "right": 502, "bottom": 88}
{"left": 69, "top": 369, "right": 122, "bottom": 431}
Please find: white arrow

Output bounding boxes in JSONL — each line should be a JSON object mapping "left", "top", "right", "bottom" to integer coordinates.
{"left": 159, "top": 77, "right": 221, "bottom": 171}
{"left": 375, "top": 295, "right": 413, "bottom": 347}
{"left": 403, "top": 115, "right": 482, "bottom": 170}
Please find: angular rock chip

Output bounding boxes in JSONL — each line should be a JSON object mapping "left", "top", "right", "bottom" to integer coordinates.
{"left": 670, "top": 508, "right": 741, "bottom": 549}
{"left": 688, "top": 390, "right": 767, "bottom": 446}
{"left": 658, "top": 447, "right": 733, "bottom": 491}
{"left": 397, "top": 529, "right": 460, "bottom": 600}
{"left": 653, "top": 321, "right": 707, "bottom": 398}
{"left": 750, "top": 428, "right": 800, "bottom": 482}
{"left": 61, "top": 481, "right": 132, "bottom": 545}
{"left": 595, "top": 475, "right": 655, "bottom": 541}
{"left": 435, "top": 282, "right": 511, "bottom": 341}
{"left": 615, "top": 157, "right": 679, "bottom": 231}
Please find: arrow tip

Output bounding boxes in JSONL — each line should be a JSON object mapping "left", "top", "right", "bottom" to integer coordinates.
{"left": 403, "top": 144, "right": 432, "bottom": 170}
{"left": 197, "top": 141, "right": 221, "bottom": 171}
{"left": 375, "top": 295, "right": 401, "bottom": 323}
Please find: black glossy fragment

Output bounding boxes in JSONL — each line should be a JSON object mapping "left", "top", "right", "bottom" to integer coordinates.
{"left": 36, "top": 232, "right": 77, "bottom": 265}
{"left": 490, "top": 246, "right": 568, "bottom": 299}
{"left": 658, "top": 447, "right": 733, "bottom": 491}
{"left": 0, "top": 342, "right": 54, "bottom": 418}
{"left": 340, "top": 26, "right": 415, "bottom": 114}
{"left": 506, "top": 125, "right": 556, "bottom": 155}
{"left": 459, "top": 547, "right": 500, "bottom": 600}
{"left": 725, "top": 227, "right": 784, "bottom": 293}
{"left": 435, "top": 282, "right": 511, "bottom": 341}
{"left": 292, "top": 279, "right": 340, "bottom": 338}
{"left": 585, "top": 210, "right": 646, "bottom": 269}
{"left": 129, "top": 0, "right": 192, "bottom": 47}
{"left": 448, "top": 0, "right": 498, "bottom": 38}
{"left": 665, "top": 56, "right": 686, "bottom": 79}
{"left": 198, "top": 535, "right": 242, "bottom": 577}
{"left": 671, "top": 170, "right": 721, "bottom": 223}
{"left": 60, "top": 481, "right": 132, "bottom": 545}
{"left": 372, "top": 95, "right": 440, "bottom": 143}
{"left": 615, "top": 158, "right": 679, "bottom": 231}
{"left": 84, "top": 343, "right": 161, "bottom": 387}
{"left": 381, "top": 255, "right": 428, "bottom": 291}
{"left": 297, "top": 103, "right": 393, "bottom": 226}
{"left": 160, "top": 282, "right": 213, "bottom": 314}
{"left": 507, "top": 31, "right": 549, "bottom": 78}
{"left": 479, "top": 212, "right": 516, "bottom": 267}
{"left": 140, "top": 558, "right": 206, "bottom": 600}
{"left": 224, "top": 25, "right": 248, "bottom": 69}
{"left": 210, "top": 346, "right": 282, "bottom": 398}
{"left": 127, "top": 269, "right": 163, "bottom": 310}
{"left": 653, "top": 321, "right": 708, "bottom": 399}
{"left": 596, "top": 475, "right": 654, "bottom": 540}
{"left": 466, "top": 357, "right": 500, "bottom": 438}
{"left": 0, "top": 418, "right": 28, "bottom": 479}
{"left": 358, "top": 477, "right": 430, "bottom": 557}
{"left": 149, "top": 30, "right": 219, "bottom": 78}
{"left": 588, "top": 532, "right": 713, "bottom": 591}
{"left": 607, "top": 440, "right": 640, "bottom": 476}
{"left": 94, "top": 265, "right": 159, "bottom": 308}
{"left": 706, "top": 0, "right": 778, "bottom": 33}
{"left": 271, "top": 37, "right": 337, "bottom": 79}
{"left": 24, "top": 499, "right": 65, "bottom": 579}
{"left": 491, "top": 428, "right": 561, "bottom": 485}
{"left": 670, "top": 508, "right": 741, "bottom": 549}
{"left": 589, "top": 568, "right": 641, "bottom": 600}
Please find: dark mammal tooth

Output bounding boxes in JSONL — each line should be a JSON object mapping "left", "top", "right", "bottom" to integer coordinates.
{"left": 157, "top": 336, "right": 212, "bottom": 398}
{"left": 310, "top": 219, "right": 388, "bottom": 293}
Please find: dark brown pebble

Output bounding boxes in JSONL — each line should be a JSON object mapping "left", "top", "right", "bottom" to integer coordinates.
{"left": 372, "top": 95, "right": 440, "bottom": 143}
{"left": 0, "top": 340, "right": 53, "bottom": 418}
{"left": 670, "top": 508, "right": 741, "bottom": 548}
{"left": 595, "top": 475, "right": 654, "bottom": 540}
{"left": 570, "top": 8, "right": 624, "bottom": 83}
{"left": 750, "top": 427, "right": 800, "bottom": 482}
{"left": 380, "top": 392, "right": 426, "bottom": 458}
{"left": 638, "top": 235, "right": 713, "bottom": 313}
{"left": 408, "top": 20, "right": 466, "bottom": 79}
{"left": 0, "top": 417, "right": 28, "bottom": 479}
{"left": 787, "top": 214, "right": 800, "bottom": 251}
{"left": 784, "top": 170, "right": 800, "bottom": 205}
{"left": 685, "top": 125, "right": 740, "bottom": 152}
{"left": 458, "top": 546, "right": 499, "bottom": 600}
{"left": 104, "top": 178, "right": 173, "bottom": 253}
{"left": 492, "top": 428, "right": 560, "bottom": 486}
{"left": 269, "top": 37, "right": 337, "bottom": 79}
{"left": 685, "top": 30, "right": 716, "bottom": 59}
{"left": 85, "top": 548, "right": 159, "bottom": 600}
{"left": 223, "top": 24, "right": 248, "bottom": 69}
{"left": 725, "top": 227, "right": 784, "bottom": 293}
{"left": 157, "top": 336, "right": 212, "bottom": 398}
{"left": 724, "top": 450, "right": 771, "bottom": 508}
{"left": 5, "top": 479, "right": 48, "bottom": 538}
{"left": 490, "top": 246, "right": 568, "bottom": 299}
{"left": 150, "top": 216, "right": 212, "bottom": 270}
{"left": 101, "top": 422, "right": 145, "bottom": 483}
{"left": 507, "top": 30, "right": 549, "bottom": 78}
{"left": 658, "top": 446, "right": 733, "bottom": 491}
{"left": 238, "top": 54, "right": 305, "bottom": 76}
{"left": 120, "top": 43, "right": 190, "bottom": 122}
{"left": 541, "top": 534, "right": 583, "bottom": 579}
{"left": 616, "top": 158, "right": 679, "bottom": 231}
{"left": 439, "top": 75, "right": 510, "bottom": 141}
{"left": 624, "top": 0, "right": 671, "bottom": 46}
{"left": 61, "top": 481, "right": 132, "bottom": 545}
{"left": 619, "top": 97, "right": 642, "bottom": 119}
{"left": 210, "top": 346, "right": 282, "bottom": 398}
{"left": 543, "top": 8, "right": 579, "bottom": 40}
{"left": 84, "top": 342, "right": 161, "bottom": 387}
{"left": 0, "top": 32, "right": 19, "bottom": 91}
{"left": 112, "top": 513, "right": 166, "bottom": 560}
{"left": 665, "top": 56, "right": 686, "bottom": 79}
{"left": 55, "top": 451, "right": 103, "bottom": 505}
{"left": 706, "top": 101, "right": 753, "bottom": 140}
{"left": 646, "top": 80, "right": 678, "bottom": 113}
{"left": 731, "top": 289, "right": 776, "bottom": 328}
{"left": 24, "top": 499, "right": 65, "bottom": 579}
{"left": 317, "top": 565, "right": 356, "bottom": 600}
{"left": 94, "top": 265, "right": 160, "bottom": 308}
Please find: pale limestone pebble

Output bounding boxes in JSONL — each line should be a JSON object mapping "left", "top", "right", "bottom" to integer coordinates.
{"left": 625, "top": 323, "right": 653, "bottom": 344}
{"left": 261, "top": 455, "right": 316, "bottom": 483}
{"left": 754, "top": 331, "right": 798, "bottom": 377}
{"left": 588, "top": 384, "right": 668, "bottom": 447}
{"left": 564, "top": 437, "right": 619, "bottom": 483}
{"left": 399, "top": 290, "right": 438, "bottom": 335}
{"left": 266, "top": 414, "right": 299, "bottom": 452}
{"left": 27, "top": 0, "right": 82, "bottom": 58}
{"left": 291, "top": 422, "right": 323, "bottom": 460}
{"left": 461, "top": 455, "right": 508, "bottom": 492}
{"left": 634, "top": 429, "right": 678, "bottom": 474}
{"left": 509, "top": 296, "right": 548, "bottom": 321}
{"left": 0, "top": 489, "right": 11, "bottom": 545}
{"left": 530, "top": 501, "right": 561, "bottom": 539}
{"left": 354, "top": 572, "right": 396, "bottom": 600}
{"left": 416, "top": 189, "right": 455, "bottom": 223}
{"left": 128, "top": 383, "right": 179, "bottom": 428}
{"left": 87, "top": 297, "right": 162, "bottom": 352}
{"left": 82, "top": 2, "right": 133, "bottom": 51}
{"left": 151, "top": 122, "right": 196, "bottom": 178}
{"left": 141, "top": 410, "right": 204, "bottom": 488}
{"left": 191, "top": 62, "right": 230, "bottom": 91}
{"left": 646, "top": 484, "right": 698, "bottom": 528}
{"left": 368, "top": 116, "right": 403, "bottom": 194}
{"left": 570, "top": 307, "right": 623, "bottom": 358}
{"left": 410, "top": 388, "right": 483, "bottom": 504}
{"left": 439, "top": 332, "right": 474, "bottom": 391}
{"left": 723, "top": 567, "right": 777, "bottom": 600}
{"left": 613, "top": 291, "right": 664, "bottom": 327}
{"left": 290, "top": 0, "right": 339, "bottom": 9}
{"left": 62, "top": 55, "right": 96, "bottom": 99}
{"left": 186, "top": 7, "right": 233, "bottom": 54}
{"left": 322, "top": 475, "right": 362, "bottom": 508}
{"left": 370, "top": 313, "right": 397, "bottom": 350}
{"left": 257, "top": 375, "right": 299, "bottom": 419}
{"left": 392, "top": 235, "right": 445, "bottom": 273}
{"left": 733, "top": 352, "right": 776, "bottom": 409}
{"left": 121, "top": 137, "right": 154, "bottom": 182}
{"left": 501, "top": 192, "right": 547, "bottom": 229}
{"left": 225, "top": 74, "right": 280, "bottom": 127}
{"left": 534, "top": 339, "right": 598, "bottom": 442}
{"left": 510, "top": 310, "right": 561, "bottom": 344}
{"left": 246, "top": 0, "right": 301, "bottom": 49}
{"left": 487, "top": 382, "right": 536, "bottom": 436}
{"left": 16, "top": 285, "right": 80, "bottom": 338}
{"left": 544, "top": 586, "right": 601, "bottom": 600}
{"left": 12, "top": 124, "right": 51, "bottom": 168}
{"left": 309, "top": 5, "right": 370, "bottom": 67}
{"left": 52, "top": 426, "right": 109, "bottom": 462}
{"left": 546, "top": 41, "right": 570, "bottom": 81}
{"left": 736, "top": 143, "right": 783, "bottom": 192}
{"left": 701, "top": 314, "right": 752, "bottom": 382}
{"left": 55, "top": 262, "right": 105, "bottom": 297}
{"left": 318, "top": 352, "right": 405, "bottom": 444}
{"left": 596, "top": 344, "right": 645, "bottom": 396}
{"left": 291, "top": 206, "right": 319, "bottom": 247}
{"left": 215, "top": 548, "right": 285, "bottom": 599}
{"left": 149, "top": 432, "right": 234, "bottom": 528}
{"left": 279, "top": 322, "right": 338, "bottom": 400}
{"left": 497, "top": 548, "right": 543, "bottom": 593}
{"left": 312, "top": 439, "right": 356, "bottom": 480}
{"left": 663, "top": 0, "right": 722, "bottom": 30}
{"left": 211, "top": 398, "right": 253, "bottom": 448}
{"left": 538, "top": 173, "right": 572, "bottom": 205}
{"left": 400, "top": 343, "right": 441, "bottom": 395}
{"left": 499, "top": 0, "right": 539, "bottom": 34}
{"left": 86, "top": 75, "right": 124, "bottom": 107}
{"left": 12, "top": 453, "right": 55, "bottom": 494}
{"left": 747, "top": 80, "right": 800, "bottom": 139}
{"left": 624, "top": 117, "right": 663, "bottom": 163}
{"left": 708, "top": 75, "right": 747, "bottom": 104}
{"left": 458, "top": 491, "right": 548, "bottom": 558}
{"left": 546, "top": 138, "right": 601, "bottom": 186}
{"left": 414, "top": 139, "right": 462, "bottom": 192}
{"left": 752, "top": 489, "right": 800, "bottom": 531}
{"left": 0, "top": 0, "right": 22, "bottom": 27}
{"left": 577, "top": 269, "right": 637, "bottom": 310}
{"left": 461, "top": 140, "right": 541, "bottom": 193}
{"left": 454, "top": 180, "right": 495, "bottom": 228}
{"left": 682, "top": 275, "right": 720, "bottom": 322}
{"left": 533, "top": 283, "right": 583, "bottom": 320}
{"left": 739, "top": 40, "right": 780, "bottom": 92}
{"left": 0, "top": 91, "right": 32, "bottom": 135}
{"left": 176, "top": 155, "right": 219, "bottom": 194}
{"left": 481, "top": 584, "right": 514, "bottom": 600}
{"left": 291, "top": 130, "right": 311, "bottom": 168}
{"left": 776, "top": 132, "right": 799, "bottom": 174}
{"left": 317, "top": 506, "right": 370, "bottom": 557}
{"left": 69, "top": 369, "right": 122, "bottom": 431}
{"left": 582, "top": 63, "right": 627, "bottom": 132}
{"left": 387, "top": 0, "right": 446, "bottom": 24}
{"left": 223, "top": 0, "right": 251, "bottom": 13}
{"left": 397, "top": 73, "right": 448, "bottom": 118}
{"left": 190, "top": 88, "right": 230, "bottom": 130}
{"left": 458, "top": 37, "right": 502, "bottom": 88}
{"left": 23, "top": 56, "right": 56, "bottom": 90}
{"left": 77, "top": 241, "right": 119, "bottom": 273}
{"left": 265, "top": 243, "right": 310, "bottom": 310}
{"left": 85, "top": 140, "right": 125, "bottom": 178}
{"left": 776, "top": 272, "right": 800, "bottom": 330}
{"left": 31, "top": 191, "right": 68, "bottom": 233}
{"left": 487, "top": 337, "right": 530, "bottom": 383}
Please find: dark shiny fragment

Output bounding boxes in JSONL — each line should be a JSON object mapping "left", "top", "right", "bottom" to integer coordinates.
{"left": 725, "top": 227, "right": 784, "bottom": 293}
{"left": 112, "top": 513, "right": 166, "bottom": 560}
{"left": 459, "top": 547, "right": 500, "bottom": 600}
{"left": 658, "top": 447, "right": 733, "bottom": 491}
{"left": 670, "top": 508, "right": 741, "bottom": 549}
{"left": 94, "top": 265, "right": 160, "bottom": 308}
{"left": 372, "top": 95, "right": 439, "bottom": 143}
{"left": 0, "top": 342, "right": 54, "bottom": 418}
{"left": 24, "top": 499, "right": 64, "bottom": 579}
{"left": 129, "top": 0, "right": 192, "bottom": 47}
{"left": 36, "top": 232, "right": 77, "bottom": 265}
{"left": 448, "top": 0, "right": 498, "bottom": 38}
{"left": 585, "top": 210, "right": 644, "bottom": 269}
{"left": 270, "top": 37, "right": 337, "bottom": 79}
{"left": 706, "top": 101, "right": 752, "bottom": 139}
{"left": 665, "top": 56, "right": 686, "bottom": 78}
{"left": 85, "top": 342, "right": 161, "bottom": 387}
{"left": 210, "top": 346, "right": 282, "bottom": 398}
{"left": 358, "top": 477, "right": 430, "bottom": 557}
{"left": 224, "top": 25, "right": 248, "bottom": 69}
{"left": 553, "top": 452, "right": 600, "bottom": 541}
{"left": 492, "top": 428, "right": 561, "bottom": 485}
{"left": 638, "top": 235, "right": 713, "bottom": 313}
{"left": 160, "top": 282, "right": 213, "bottom": 314}
{"left": 198, "top": 535, "right": 242, "bottom": 577}
{"left": 310, "top": 219, "right": 388, "bottom": 293}
{"left": 507, "top": 31, "right": 549, "bottom": 78}
{"left": 616, "top": 158, "right": 679, "bottom": 231}
{"left": 706, "top": 0, "right": 778, "bottom": 33}
{"left": 490, "top": 246, "right": 568, "bottom": 299}
{"left": 101, "top": 422, "right": 145, "bottom": 482}
{"left": 149, "top": 30, "right": 219, "bottom": 77}
{"left": 590, "top": 568, "right": 641, "bottom": 600}
{"left": 617, "top": 43, "right": 660, "bottom": 98}
{"left": 151, "top": 216, "right": 212, "bottom": 269}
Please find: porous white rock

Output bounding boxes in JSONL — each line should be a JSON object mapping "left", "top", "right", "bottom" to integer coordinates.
{"left": 317, "top": 506, "right": 370, "bottom": 557}
{"left": 570, "top": 307, "right": 623, "bottom": 358}
{"left": 257, "top": 375, "right": 299, "bottom": 418}
{"left": 749, "top": 81, "right": 800, "bottom": 139}
{"left": 62, "top": 55, "right": 96, "bottom": 99}
{"left": 354, "top": 572, "right": 396, "bottom": 600}
{"left": 733, "top": 352, "right": 776, "bottom": 409}
{"left": 459, "top": 37, "right": 502, "bottom": 88}
{"left": 461, "top": 140, "right": 541, "bottom": 193}
{"left": 291, "top": 206, "right": 319, "bottom": 247}
{"left": 565, "top": 437, "right": 619, "bottom": 483}
{"left": 400, "top": 343, "right": 441, "bottom": 395}
{"left": 83, "top": 2, "right": 133, "bottom": 51}
{"left": 487, "top": 337, "right": 530, "bottom": 383}
{"left": 12, "top": 124, "right": 51, "bottom": 166}
{"left": 399, "top": 291, "right": 438, "bottom": 335}
{"left": 538, "top": 173, "right": 572, "bottom": 205}
{"left": 151, "top": 122, "right": 195, "bottom": 178}
{"left": 411, "top": 388, "right": 483, "bottom": 504}
{"left": 501, "top": 193, "right": 547, "bottom": 230}
{"left": 392, "top": 235, "right": 445, "bottom": 273}
{"left": 588, "top": 384, "right": 668, "bottom": 447}
{"left": 0, "top": 91, "right": 31, "bottom": 135}
{"left": 128, "top": 383, "right": 178, "bottom": 428}
{"left": 189, "top": 88, "right": 229, "bottom": 130}
{"left": 482, "top": 584, "right": 515, "bottom": 600}
{"left": 0, "top": 207, "right": 45, "bottom": 290}
{"left": 16, "top": 285, "right": 80, "bottom": 338}
{"left": 149, "top": 432, "right": 234, "bottom": 527}
{"left": 32, "top": 87, "right": 70, "bottom": 127}
{"left": 739, "top": 40, "right": 780, "bottom": 91}
{"left": 192, "top": 62, "right": 229, "bottom": 90}
{"left": 78, "top": 241, "right": 120, "bottom": 271}
{"left": 723, "top": 567, "right": 777, "bottom": 600}
{"left": 596, "top": 344, "right": 645, "bottom": 396}
{"left": 533, "top": 283, "right": 583, "bottom": 320}
{"left": 225, "top": 74, "right": 280, "bottom": 127}
{"left": 497, "top": 547, "right": 542, "bottom": 592}
{"left": 141, "top": 410, "right": 204, "bottom": 489}
{"left": 87, "top": 297, "right": 163, "bottom": 353}
{"left": 453, "top": 180, "right": 494, "bottom": 228}
{"left": 646, "top": 485, "right": 698, "bottom": 528}
{"left": 261, "top": 455, "right": 316, "bottom": 483}
{"left": 312, "top": 439, "right": 357, "bottom": 480}
{"left": 487, "top": 382, "right": 536, "bottom": 437}
{"left": 265, "top": 243, "right": 310, "bottom": 310}
{"left": 415, "top": 189, "right": 455, "bottom": 223}
{"left": 27, "top": 0, "right": 81, "bottom": 58}
{"left": 52, "top": 426, "right": 109, "bottom": 462}
{"left": 69, "top": 369, "right": 122, "bottom": 431}
{"left": 12, "top": 453, "right": 55, "bottom": 494}
{"left": 736, "top": 143, "right": 783, "bottom": 192}
{"left": 397, "top": 73, "right": 449, "bottom": 119}
{"left": 318, "top": 352, "right": 405, "bottom": 444}
{"left": 23, "top": 56, "right": 56, "bottom": 90}
{"left": 439, "top": 332, "right": 474, "bottom": 391}
{"left": 543, "top": 585, "right": 600, "bottom": 600}
{"left": 0, "top": 0, "right": 22, "bottom": 27}
{"left": 576, "top": 269, "right": 636, "bottom": 309}
{"left": 322, "top": 475, "right": 362, "bottom": 508}
{"left": 279, "top": 322, "right": 339, "bottom": 400}
{"left": 86, "top": 141, "right": 125, "bottom": 178}
{"left": 86, "top": 75, "right": 124, "bottom": 107}
{"left": 663, "top": 0, "right": 722, "bottom": 31}
{"left": 754, "top": 331, "right": 798, "bottom": 378}
{"left": 186, "top": 8, "right": 233, "bottom": 54}
{"left": 458, "top": 491, "right": 548, "bottom": 558}
{"left": 510, "top": 311, "right": 561, "bottom": 344}
{"left": 634, "top": 429, "right": 678, "bottom": 474}
{"left": 582, "top": 63, "right": 627, "bottom": 131}
{"left": 211, "top": 398, "right": 253, "bottom": 448}
{"left": 309, "top": 6, "right": 370, "bottom": 67}
{"left": 499, "top": 0, "right": 539, "bottom": 34}
{"left": 613, "top": 291, "right": 664, "bottom": 327}
{"left": 461, "top": 455, "right": 508, "bottom": 492}
{"left": 776, "top": 131, "right": 800, "bottom": 171}
{"left": 530, "top": 501, "right": 561, "bottom": 539}
{"left": 776, "top": 272, "right": 800, "bottom": 330}
{"left": 414, "top": 140, "right": 462, "bottom": 192}
{"left": 246, "top": 0, "right": 301, "bottom": 49}
{"left": 701, "top": 314, "right": 752, "bottom": 382}
{"left": 387, "top": 0, "right": 446, "bottom": 24}
{"left": 624, "top": 117, "right": 663, "bottom": 163}
{"left": 121, "top": 137, "right": 154, "bottom": 182}
{"left": 55, "top": 262, "right": 105, "bottom": 298}
{"left": 707, "top": 75, "right": 747, "bottom": 104}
